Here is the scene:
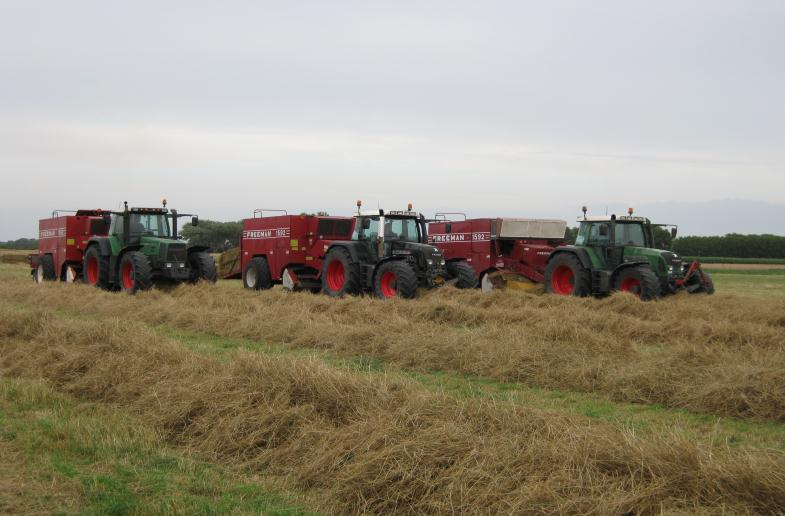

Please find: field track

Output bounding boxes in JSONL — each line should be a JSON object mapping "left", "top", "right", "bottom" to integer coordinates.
{"left": 2, "top": 263, "right": 785, "bottom": 513}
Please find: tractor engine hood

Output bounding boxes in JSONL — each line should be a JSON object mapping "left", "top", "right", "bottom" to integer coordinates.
{"left": 389, "top": 241, "right": 445, "bottom": 267}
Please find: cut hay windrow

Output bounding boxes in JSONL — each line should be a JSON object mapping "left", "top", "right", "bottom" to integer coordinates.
{"left": 1, "top": 307, "right": 785, "bottom": 514}
{"left": 2, "top": 276, "right": 785, "bottom": 422}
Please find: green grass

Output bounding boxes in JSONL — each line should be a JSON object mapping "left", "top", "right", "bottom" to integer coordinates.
{"left": 705, "top": 268, "right": 785, "bottom": 276}
{"left": 711, "top": 273, "right": 785, "bottom": 299}
{"left": 0, "top": 377, "right": 311, "bottom": 515}
{"left": 687, "top": 257, "right": 785, "bottom": 264}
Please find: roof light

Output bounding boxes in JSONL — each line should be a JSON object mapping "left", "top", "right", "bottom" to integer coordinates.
{"left": 407, "top": 202, "right": 413, "bottom": 211}
{"left": 628, "top": 207, "right": 634, "bottom": 216}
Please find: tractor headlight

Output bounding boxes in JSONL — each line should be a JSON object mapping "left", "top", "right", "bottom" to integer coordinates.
{"left": 440, "top": 259, "right": 446, "bottom": 266}
{"left": 427, "top": 259, "right": 434, "bottom": 265}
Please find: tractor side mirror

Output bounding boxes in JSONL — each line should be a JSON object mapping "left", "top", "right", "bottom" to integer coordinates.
{"left": 361, "top": 218, "right": 371, "bottom": 230}
{"left": 671, "top": 227, "right": 677, "bottom": 238}
{"left": 445, "top": 223, "right": 452, "bottom": 234}
{"left": 191, "top": 216, "right": 198, "bottom": 227}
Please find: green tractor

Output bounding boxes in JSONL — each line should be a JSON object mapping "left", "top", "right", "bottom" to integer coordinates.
{"left": 83, "top": 201, "right": 217, "bottom": 294}
{"left": 544, "top": 207, "right": 714, "bottom": 300}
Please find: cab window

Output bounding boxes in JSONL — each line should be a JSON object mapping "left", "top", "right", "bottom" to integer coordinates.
{"left": 578, "top": 222, "right": 610, "bottom": 246}
{"left": 614, "top": 223, "right": 646, "bottom": 247}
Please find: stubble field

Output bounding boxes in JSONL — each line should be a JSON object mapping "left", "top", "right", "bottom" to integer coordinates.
{"left": 1, "top": 260, "right": 784, "bottom": 514}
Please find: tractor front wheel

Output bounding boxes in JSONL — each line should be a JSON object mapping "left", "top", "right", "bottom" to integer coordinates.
{"left": 34, "top": 255, "right": 56, "bottom": 284}
{"left": 119, "top": 251, "right": 153, "bottom": 294}
{"left": 83, "top": 246, "right": 109, "bottom": 289}
{"left": 188, "top": 251, "right": 217, "bottom": 283}
{"left": 446, "top": 260, "right": 479, "bottom": 289}
{"left": 243, "top": 257, "right": 273, "bottom": 290}
{"left": 321, "top": 248, "right": 361, "bottom": 297}
{"left": 374, "top": 260, "right": 418, "bottom": 299}
{"left": 544, "top": 254, "right": 591, "bottom": 297}
{"left": 614, "top": 266, "right": 660, "bottom": 301}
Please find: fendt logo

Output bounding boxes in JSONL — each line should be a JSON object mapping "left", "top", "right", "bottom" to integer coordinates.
{"left": 429, "top": 232, "right": 490, "bottom": 243}
{"left": 39, "top": 227, "right": 66, "bottom": 239}
{"left": 243, "top": 228, "right": 290, "bottom": 240}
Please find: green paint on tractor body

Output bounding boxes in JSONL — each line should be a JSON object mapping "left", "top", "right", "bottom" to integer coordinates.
{"left": 544, "top": 213, "right": 714, "bottom": 300}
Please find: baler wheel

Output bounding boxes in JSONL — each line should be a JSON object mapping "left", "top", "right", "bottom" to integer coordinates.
{"left": 119, "top": 251, "right": 153, "bottom": 294}
{"left": 446, "top": 260, "right": 479, "bottom": 289}
{"left": 243, "top": 257, "right": 273, "bottom": 290}
{"left": 613, "top": 266, "right": 660, "bottom": 301}
{"left": 34, "top": 255, "right": 56, "bottom": 284}
{"left": 188, "top": 251, "right": 217, "bottom": 283}
{"left": 83, "top": 246, "right": 110, "bottom": 289}
{"left": 374, "top": 260, "right": 418, "bottom": 299}
{"left": 544, "top": 254, "right": 591, "bottom": 297}
{"left": 321, "top": 248, "right": 361, "bottom": 297}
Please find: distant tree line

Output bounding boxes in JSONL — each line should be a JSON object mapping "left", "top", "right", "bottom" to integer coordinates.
{"left": 180, "top": 220, "right": 243, "bottom": 252}
{"left": 672, "top": 234, "right": 785, "bottom": 259}
{"left": 0, "top": 238, "right": 38, "bottom": 250}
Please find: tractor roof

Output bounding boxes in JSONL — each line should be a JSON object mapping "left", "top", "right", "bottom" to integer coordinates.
{"left": 579, "top": 215, "right": 649, "bottom": 223}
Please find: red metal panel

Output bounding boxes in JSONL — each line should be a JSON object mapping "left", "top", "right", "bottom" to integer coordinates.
{"left": 428, "top": 217, "right": 566, "bottom": 283}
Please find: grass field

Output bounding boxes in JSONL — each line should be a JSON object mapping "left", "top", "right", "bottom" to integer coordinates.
{"left": 1, "top": 261, "right": 784, "bottom": 514}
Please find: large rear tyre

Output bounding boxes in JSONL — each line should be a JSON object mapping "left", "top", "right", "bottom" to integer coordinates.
{"left": 119, "top": 251, "right": 153, "bottom": 294}
{"left": 446, "top": 260, "right": 479, "bottom": 289}
{"left": 83, "top": 246, "right": 110, "bottom": 289}
{"left": 321, "top": 248, "right": 362, "bottom": 297}
{"left": 544, "top": 253, "right": 591, "bottom": 297}
{"left": 374, "top": 260, "right": 418, "bottom": 299}
{"left": 34, "top": 255, "right": 56, "bottom": 284}
{"left": 614, "top": 266, "right": 660, "bottom": 301}
{"left": 243, "top": 257, "right": 273, "bottom": 290}
{"left": 188, "top": 251, "right": 217, "bottom": 283}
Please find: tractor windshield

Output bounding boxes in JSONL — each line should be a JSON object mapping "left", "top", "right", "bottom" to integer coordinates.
{"left": 112, "top": 214, "right": 171, "bottom": 238}
{"left": 614, "top": 222, "right": 647, "bottom": 247}
{"left": 384, "top": 217, "right": 420, "bottom": 243}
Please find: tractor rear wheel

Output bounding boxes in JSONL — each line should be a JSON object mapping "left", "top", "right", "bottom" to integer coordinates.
{"left": 188, "top": 251, "right": 217, "bottom": 283}
{"left": 544, "top": 254, "right": 591, "bottom": 297}
{"left": 446, "top": 260, "right": 479, "bottom": 289}
{"left": 614, "top": 266, "right": 660, "bottom": 301}
{"left": 374, "top": 260, "right": 418, "bottom": 299}
{"left": 119, "top": 251, "right": 153, "bottom": 294}
{"left": 243, "top": 257, "right": 273, "bottom": 290}
{"left": 83, "top": 246, "right": 110, "bottom": 289}
{"left": 321, "top": 248, "right": 362, "bottom": 297}
{"left": 34, "top": 255, "right": 56, "bottom": 284}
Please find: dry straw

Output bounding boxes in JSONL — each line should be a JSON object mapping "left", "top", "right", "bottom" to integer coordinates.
{"left": 2, "top": 276, "right": 784, "bottom": 422}
{"left": 2, "top": 307, "right": 785, "bottom": 514}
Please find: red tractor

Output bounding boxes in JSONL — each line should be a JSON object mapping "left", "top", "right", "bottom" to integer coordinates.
{"left": 29, "top": 209, "right": 111, "bottom": 283}
{"left": 427, "top": 214, "right": 568, "bottom": 291}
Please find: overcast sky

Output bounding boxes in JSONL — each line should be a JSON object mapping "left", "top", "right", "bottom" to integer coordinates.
{"left": 1, "top": 1, "right": 783, "bottom": 239}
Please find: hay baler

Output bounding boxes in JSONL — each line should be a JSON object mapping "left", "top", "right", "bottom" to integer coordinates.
{"left": 427, "top": 215, "right": 568, "bottom": 291}
{"left": 29, "top": 209, "right": 110, "bottom": 283}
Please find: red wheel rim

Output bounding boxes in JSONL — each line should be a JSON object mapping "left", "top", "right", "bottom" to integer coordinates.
{"left": 121, "top": 262, "right": 134, "bottom": 290}
{"left": 619, "top": 276, "right": 641, "bottom": 295}
{"left": 551, "top": 265, "right": 574, "bottom": 295}
{"left": 326, "top": 260, "right": 345, "bottom": 291}
{"left": 86, "top": 256, "right": 99, "bottom": 285}
{"left": 379, "top": 271, "right": 397, "bottom": 298}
